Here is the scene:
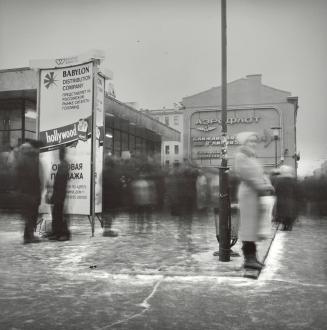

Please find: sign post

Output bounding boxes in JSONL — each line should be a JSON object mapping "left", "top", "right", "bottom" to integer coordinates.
{"left": 90, "top": 62, "right": 99, "bottom": 236}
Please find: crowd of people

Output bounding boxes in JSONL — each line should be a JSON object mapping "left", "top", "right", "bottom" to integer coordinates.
{"left": 0, "top": 136, "right": 326, "bottom": 269}
{"left": 0, "top": 141, "right": 70, "bottom": 243}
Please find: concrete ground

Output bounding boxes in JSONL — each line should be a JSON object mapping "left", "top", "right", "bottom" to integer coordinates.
{"left": 0, "top": 212, "right": 326, "bottom": 329}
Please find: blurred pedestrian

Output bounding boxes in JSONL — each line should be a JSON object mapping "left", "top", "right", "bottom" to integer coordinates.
{"left": 49, "top": 147, "right": 70, "bottom": 241}
{"left": 131, "top": 159, "right": 157, "bottom": 223}
{"left": 180, "top": 159, "right": 199, "bottom": 217}
{"left": 234, "top": 132, "right": 274, "bottom": 270}
{"left": 120, "top": 151, "right": 135, "bottom": 213}
{"left": 16, "top": 139, "right": 43, "bottom": 244}
{"left": 102, "top": 156, "right": 121, "bottom": 237}
{"left": 167, "top": 162, "right": 183, "bottom": 216}
{"left": 196, "top": 170, "right": 209, "bottom": 212}
{"left": 274, "top": 165, "right": 299, "bottom": 231}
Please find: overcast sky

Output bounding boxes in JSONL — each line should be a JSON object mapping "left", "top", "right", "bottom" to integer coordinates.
{"left": 0, "top": 0, "right": 326, "bottom": 175}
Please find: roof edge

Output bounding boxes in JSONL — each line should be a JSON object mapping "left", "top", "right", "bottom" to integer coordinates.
{"left": 0, "top": 67, "right": 32, "bottom": 73}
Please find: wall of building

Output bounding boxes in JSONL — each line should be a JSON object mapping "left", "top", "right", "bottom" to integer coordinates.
{"left": 182, "top": 74, "right": 298, "bottom": 171}
{"left": 0, "top": 68, "right": 37, "bottom": 91}
{"left": 143, "top": 109, "right": 184, "bottom": 166}
{"left": 161, "top": 141, "right": 182, "bottom": 167}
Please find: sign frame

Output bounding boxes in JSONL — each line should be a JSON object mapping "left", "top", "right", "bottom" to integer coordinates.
{"left": 189, "top": 107, "right": 283, "bottom": 167}
{"left": 32, "top": 52, "right": 106, "bottom": 236}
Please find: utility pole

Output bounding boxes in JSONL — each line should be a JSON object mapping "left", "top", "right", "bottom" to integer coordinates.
{"left": 275, "top": 137, "right": 278, "bottom": 168}
{"left": 271, "top": 127, "right": 281, "bottom": 168}
{"left": 218, "top": 0, "right": 231, "bottom": 262}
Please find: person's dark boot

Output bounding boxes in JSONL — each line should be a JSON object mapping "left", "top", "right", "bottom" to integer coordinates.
{"left": 48, "top": 233, "right": 59, "bottom": 240}
{"left": 24, "top": 236, "right": 41, "bottom": 244}
{"left": 57, "top": 235, "right": 70, "bottom": 241}
{"left": 103, "top": 229, "right": 118, "bottom": 237}
{"left": 243, "top": 255, "right": 263, "bottom": 270}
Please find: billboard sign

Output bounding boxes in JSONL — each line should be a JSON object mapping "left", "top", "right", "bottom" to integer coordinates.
{"left": 38, "top": 62, "right": 94, "bottom": 215}
{"left": 190, "top": 108, "right": 281, "bottom": 167}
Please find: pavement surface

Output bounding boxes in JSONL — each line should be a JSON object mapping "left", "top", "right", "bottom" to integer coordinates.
{"left": 0, "top": 211, "right": 326, "bottom": 329}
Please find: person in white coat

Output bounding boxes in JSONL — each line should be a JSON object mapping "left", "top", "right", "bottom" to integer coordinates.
{"left": 234, "top": 132, "right": 274, "bottom": 270}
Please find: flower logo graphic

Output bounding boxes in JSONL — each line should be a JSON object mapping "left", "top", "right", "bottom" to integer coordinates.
{"left": 43, "top": 72, "right": 57, "bottom": 89}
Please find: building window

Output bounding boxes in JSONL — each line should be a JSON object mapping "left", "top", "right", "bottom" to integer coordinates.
{"left": 121, "top": 132, "right": 128, "bottom": 151}
{"left": 105, "top": 128, "right": 113, "bottom": 156}
{"left": 0, "top": 100, "right": 26, "bottom": 152}
{"left": 173, "top": 115, "right": 179, "bottom": 125}
{"left": 129, "top": 134, "right": 135, "bottom": 153}
{"left": 165, "top": 160, "right": 170, "bottom": 166}
{"left": 174, "top": 145, "right": 179, "bottom": 155}
{"left": 165, "top": 116, "right": 169, "bottom": 126}
{"left": 165, "top": 145, "right": 170, "bottom": 155}
{"left": 113, "top": 130, "right": 122, "bottom": 157}
{"left": 24, "top": 101, "right": 37, "bottom": 141}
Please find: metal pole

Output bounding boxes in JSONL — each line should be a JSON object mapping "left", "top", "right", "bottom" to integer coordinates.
{"left": 90, "top": 61, "right": 100, "bottom": 236}
{"left": 218, "top": 0, "right": 231, "bottom": 262}
{"left": 21, "top": 100, "right": 25, "bottom": 143}
{"left": 275, "top": 137, "right": 278, "bottom": 168}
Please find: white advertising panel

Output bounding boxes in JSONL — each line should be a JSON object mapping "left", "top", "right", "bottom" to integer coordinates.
{"left": 38, "top": 62, "right": 94, "bottom": 215}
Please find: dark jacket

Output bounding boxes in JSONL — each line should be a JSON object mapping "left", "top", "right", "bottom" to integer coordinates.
{"left": 52, "top": 160, "right": 69, "bottom": 204}
{"left": 103, "top": 162, "right": 123, "bottom": 211}
{"left": 275, "top": 176, "right": 299, "bottom": 219}
{"left": 16, "top": 143, "right": 41, "bottom": 205}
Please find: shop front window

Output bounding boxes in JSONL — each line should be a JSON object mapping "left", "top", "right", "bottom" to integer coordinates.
{"left": 129, "top": 135, "right": 136, "bottom": 154}
{"left": 135, "top": 137, "right": 141, "bottom": 152}
{"left": 105, "top": 127, "right": 113, "bottom": 156}
{"left": 113, "top": 130, "right": 121, "bottom": 156}
{"left": 0, "top": 101, "right": 23, "bottom": 152}
{"left": 121, "top": 132, "right": 128, "bottom": 152}
{"left": 24, "top": 101, "right": 36, "bottom": 140}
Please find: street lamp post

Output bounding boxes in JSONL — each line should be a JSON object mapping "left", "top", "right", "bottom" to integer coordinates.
{"left": 218, "top": 0, "right": 231, "bottom": 262}
{"left": 271, "top": 127, "right": 281, "bottom": 168}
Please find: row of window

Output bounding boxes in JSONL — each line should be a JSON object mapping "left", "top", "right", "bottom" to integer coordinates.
{"left": 165, "top": 144, "right": 179, "bottom": 155}
{"left": 165, "top": 159, "right": 180, "bottom": 166}
{"left": 155, "top": 115, "right": 179, "bottom": 126}
{"left": 105, "top": 127, "right": 161, "bottom": 158}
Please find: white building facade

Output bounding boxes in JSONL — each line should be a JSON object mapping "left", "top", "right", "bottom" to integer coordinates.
{"left": 142, "top": 108, "right": 184, "bottom": 167}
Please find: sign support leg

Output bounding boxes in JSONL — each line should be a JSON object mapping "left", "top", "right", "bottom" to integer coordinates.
{"left": 90, "top": 61, "right": 100, "bottom": 237}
